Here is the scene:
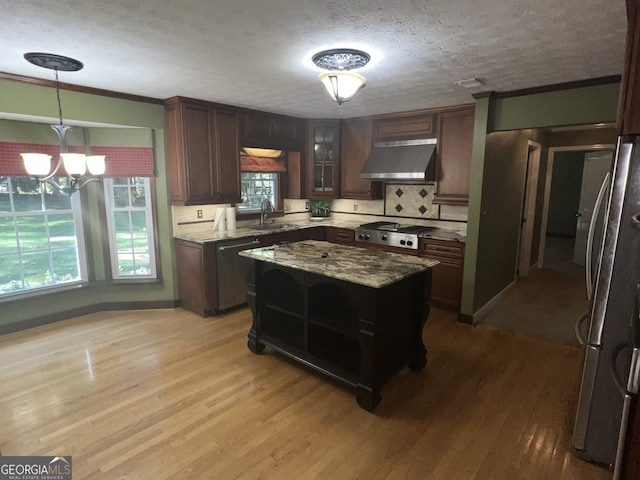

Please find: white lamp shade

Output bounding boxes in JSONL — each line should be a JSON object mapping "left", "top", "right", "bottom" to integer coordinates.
{"left": 61, "top": 153, "right": 87, "bottom": 176}
{"left": 319, "top": 72, "right": 366, "bottom": 104}
{"left": 21, "top": 153, "right": 53, "bottom": 176}
{"left": 86, "top": 155, "right": 106, "bottom": 175}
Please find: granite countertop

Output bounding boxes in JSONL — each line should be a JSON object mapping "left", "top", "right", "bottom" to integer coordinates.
{"left": 175, "top": 218, "right": 465, "bottom": 244}
{"left": 239, "top": 240, "right": 439, "bottom": 289}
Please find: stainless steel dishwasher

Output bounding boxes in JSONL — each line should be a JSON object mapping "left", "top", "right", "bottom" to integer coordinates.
{"left": 216, "top": 237, "right": 261, "bottom": 311}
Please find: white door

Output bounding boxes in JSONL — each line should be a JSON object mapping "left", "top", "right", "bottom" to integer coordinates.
{"left": 573, "top": 150, "right": 614, "bottom": 266}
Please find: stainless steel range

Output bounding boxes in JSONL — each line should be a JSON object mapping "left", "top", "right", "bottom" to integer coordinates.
{"left": 355, "top": 221, "right": 436, "bottom": 251}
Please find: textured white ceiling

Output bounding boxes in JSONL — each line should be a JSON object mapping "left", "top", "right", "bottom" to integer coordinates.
{"left": 0, "top": 0, "right": 627, "bottom": 119}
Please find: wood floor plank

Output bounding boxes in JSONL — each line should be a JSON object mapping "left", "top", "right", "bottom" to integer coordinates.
{"left": 0, "top": 307, "right": 612, "bottom": 479}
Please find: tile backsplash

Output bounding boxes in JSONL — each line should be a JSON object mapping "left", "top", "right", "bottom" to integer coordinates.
{"left": 384, "top": 184, "right": 439, "bottom": 218}
{"left": 172, "top": 183, "right": 467, "bottom": 236}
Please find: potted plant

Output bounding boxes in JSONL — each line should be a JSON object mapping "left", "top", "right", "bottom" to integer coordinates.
{"left": 309, "top": 199, "right": 332, "bottom": 219}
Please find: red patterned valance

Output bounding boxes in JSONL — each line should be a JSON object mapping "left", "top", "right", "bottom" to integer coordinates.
{"left": 0, "top": 143, "right": 155, "bottom": 178}
{"left": 240, "top": 155, "right": 287, "bottom": 173}
{"left": 0, "top": 142, "right": 84, "bottom": 177}
{"left": 91, "top": 146, "right": 154, "bottom": 177}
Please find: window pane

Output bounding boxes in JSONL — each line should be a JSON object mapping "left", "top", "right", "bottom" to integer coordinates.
{"left": 131, "top": 211, "right": 148, "bottom": 252}
{"left": 21, "top": 251, "right": 52, "bottom": 288}
{"left": 114, "top": 187, "right": 130, "bottom": 208}
{"left": 0, "top": 254, "right": 22, "bottom": 293}
{"left": 13, "top": 187, "right": 43, "bottom": 212}
{"left": 117, "top": 252, "right": 135, "bottom": 275}
{"left": 132, "top": 186, "right": 146, "bottom": 207}
{"left": 0, "top": 216, "right": 18, "bottom": 254}
{"left": 43, "top": 189, "right": 72, "bottom": 210}
{"left": 0, "top": 177, "right": 10, "bottom": 213}
{"left": 48, "top": 214, "right": 77, "bottom": 248}
{"left": 239, "top": 172, "right": 277, "bottom": 212}
{"left": 17, "top": 216, "right": 48, "bottom": 251}
{"left": 51, "top": 247, "right": 80, "bottom": 282}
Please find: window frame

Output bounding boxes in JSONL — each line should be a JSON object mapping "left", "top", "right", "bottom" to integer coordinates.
{"left": 237, "top": 171, "right": 285, "bottom": 219}
{"left": 0, "top": 176, "right": 89, "bottom": 298}
{"left": 103, "top": 177, "right": 158, "bottom": 280}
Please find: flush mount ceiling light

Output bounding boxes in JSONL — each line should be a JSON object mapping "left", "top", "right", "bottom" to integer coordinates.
{"left": 312, "top": 48, "right": 370, "bottom": 105}
{"left": 20, "top": 52, "right": 105, "bottom": 195}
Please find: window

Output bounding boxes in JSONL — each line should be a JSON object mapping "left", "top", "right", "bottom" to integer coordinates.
{"left": 0, "top": 176, "right": 87, "bottom": 295}
{"left": 104, "top": 177, "right": 157, "bottom": 279}
{"left": 238, "top": 172, "right": 278, "bottom": 212}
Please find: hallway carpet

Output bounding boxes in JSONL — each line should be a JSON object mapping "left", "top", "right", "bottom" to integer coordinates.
{"left": 479, "top": 237, "right": 589, "bottom": 346}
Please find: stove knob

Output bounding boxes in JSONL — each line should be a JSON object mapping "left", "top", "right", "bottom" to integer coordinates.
{"left": 400, "top": 239, "right": 406, "bottom": 245}
{"left": 358, "top": 234, "right": 364, "bottom": 240}
{"left": 381, "top": 234, "right": 387, "bottom": 241}
{"left": 365, "top": 234, "right": 370, "bottom": 240}
{"left": 407, "top": 240, "right": 413, "bottom": 246}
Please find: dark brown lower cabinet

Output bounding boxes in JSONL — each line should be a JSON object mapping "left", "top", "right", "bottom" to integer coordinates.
{"left": 419, "top": 238, "right": 465, "bottom": 312}
{"left": 174, "top": 239, "right": 218, "bottom": 316}
{"left": 174, "top": 227, "right": 325, "bottom": 316}
{"left": 326, "top": 227, "right": 355, "bottom": 245}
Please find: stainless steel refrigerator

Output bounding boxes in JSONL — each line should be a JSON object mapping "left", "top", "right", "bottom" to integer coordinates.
{"left": 573, "top": 136, "right": 640, "bottom": 476}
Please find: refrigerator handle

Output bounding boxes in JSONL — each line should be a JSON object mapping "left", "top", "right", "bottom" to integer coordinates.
{"left": 574, "top": 312, "right": 591, "bottom": 346}
{"left": 585, "top": 172, "right": 611, "bottom": 301}
{"left": 611, "top": 342, "right": 630, "bottom": 397}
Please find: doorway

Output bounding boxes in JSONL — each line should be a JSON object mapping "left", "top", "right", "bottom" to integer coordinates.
{"left": 539, "top": 146, "right": 615, "bottom": 269}
{"left": 480, "top": 143, "right": 615, "bottom": 345}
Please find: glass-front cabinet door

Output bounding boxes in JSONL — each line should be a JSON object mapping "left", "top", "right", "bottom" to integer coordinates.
{"left": 307, "top": 120, "right": 339, "bottom": 198}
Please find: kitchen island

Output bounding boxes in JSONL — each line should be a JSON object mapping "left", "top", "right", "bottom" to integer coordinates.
{"left": 240, "top": 240, "right": 439, "bottom": 411}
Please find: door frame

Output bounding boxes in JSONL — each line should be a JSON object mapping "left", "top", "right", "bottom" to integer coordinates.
{"left": 537, "top": 143, "right": 616, "bottom": 268}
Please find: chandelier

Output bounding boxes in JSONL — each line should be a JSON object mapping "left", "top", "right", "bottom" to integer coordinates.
{"left": 20, "top": 52, "right": 105, "bottom": 195}
{"left": 312, "top": 48, "right": 370, "bottom": 105}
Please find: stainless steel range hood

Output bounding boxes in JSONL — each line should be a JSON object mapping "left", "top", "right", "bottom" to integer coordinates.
{"left": 360, "top": 138, "right": 437, "bottom": 181}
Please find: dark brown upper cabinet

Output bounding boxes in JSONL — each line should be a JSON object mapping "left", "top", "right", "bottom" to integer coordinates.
{"left": 433, "top": 106, "right": 475, "bottom": 205}
{"left": 307, "top": 120, "right": 340, "bottom": 199}
{"left": 372, "top": 112, "right": 436, "bottom": 142}
{"left": 241, "top": 111, "right": 303, "bottom": 150}
{"left": 340, "top": 118, "right": 383, "bottom": 200}
{"left": 164, "top": 97, "right": 241, "bottom": 205}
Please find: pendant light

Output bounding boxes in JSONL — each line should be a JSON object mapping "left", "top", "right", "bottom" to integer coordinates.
{"left": 20, "top": 52, "right": 105, "bottom": 195}
{"left": 312, "top": 48, "right": 370, "bottom": 105}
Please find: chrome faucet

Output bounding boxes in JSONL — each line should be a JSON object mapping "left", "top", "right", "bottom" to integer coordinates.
{"left": 260, "top": 198, "right": 274, "bottom": 225}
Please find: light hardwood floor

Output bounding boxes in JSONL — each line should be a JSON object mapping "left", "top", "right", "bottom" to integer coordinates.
{"left": 0, "top": 307, "right": 611, "bottom": 479}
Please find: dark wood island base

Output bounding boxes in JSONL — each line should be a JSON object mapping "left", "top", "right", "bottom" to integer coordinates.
{"left": 242, "top": 242, "right": 434, "bottom": 411}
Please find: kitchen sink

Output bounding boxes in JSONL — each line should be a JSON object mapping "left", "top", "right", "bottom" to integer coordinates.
{"left": 251, "top": 223, "right": 294, "bottom": 230}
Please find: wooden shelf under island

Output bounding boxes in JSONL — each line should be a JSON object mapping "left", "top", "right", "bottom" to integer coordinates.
{"left": 239, "top": 240, "right": 439, "bottom": 411}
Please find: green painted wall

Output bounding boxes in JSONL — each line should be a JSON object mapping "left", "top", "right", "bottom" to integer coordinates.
{"left": 0, "top": 79, "right": 176, "bottom": 331}
{"left": 460, "top": 97, "right": 490, "bottom": 316}
{"left": 491, "top": 83, "right": 620, "bottom": 132}
{"left": 473, "top": 130, "right": 530, "bottom": 311}
{"left": 0, "top": 80, "right": 164, "bottom": 129}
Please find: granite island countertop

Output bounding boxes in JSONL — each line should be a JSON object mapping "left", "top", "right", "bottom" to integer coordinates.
{"left": 239, "top": 240, "right": 439, "bottom": 289}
